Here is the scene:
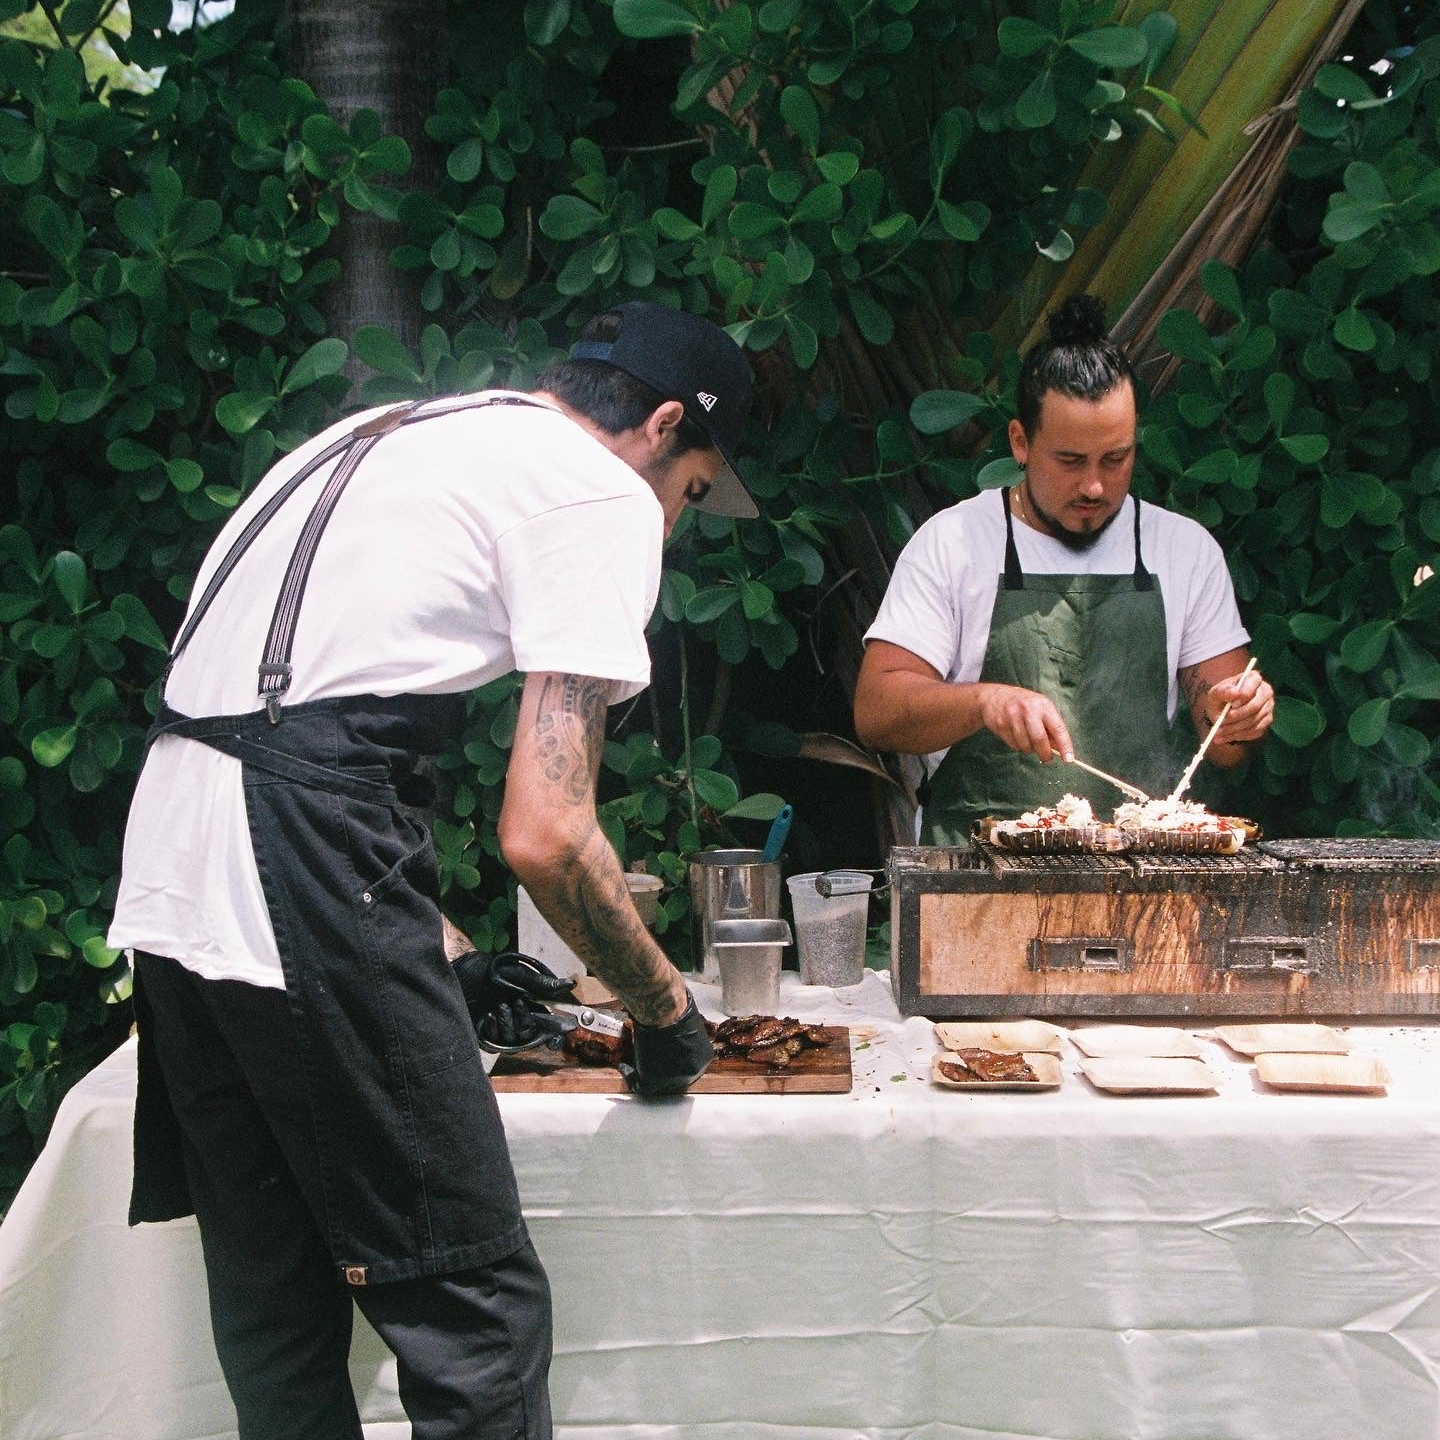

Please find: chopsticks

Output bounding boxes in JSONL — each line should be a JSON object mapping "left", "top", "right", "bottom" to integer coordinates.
{"left": 1066, "top": 757, "right": 1150, "bottom": 803}
{"left": 1168, "top": 655, "right": 1258, "bottom": 804}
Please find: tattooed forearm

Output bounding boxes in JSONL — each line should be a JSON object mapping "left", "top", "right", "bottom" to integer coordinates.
{"left": 533, "top": 674, "right": 608, "bottom": 806}
{"left": 1179, "top": 666, "right": 1212, "bottom": 715}
{"left": 540, "top": 827, "right": 677, "bottom": 1023}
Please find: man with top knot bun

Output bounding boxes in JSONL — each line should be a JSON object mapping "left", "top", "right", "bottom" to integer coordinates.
{"left": 853, "top": 294, "right": 1274, "bottom": 843}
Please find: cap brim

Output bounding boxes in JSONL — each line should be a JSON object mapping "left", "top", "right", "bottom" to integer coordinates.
{"left": 689, "top": 457, "right": 758, "bottom": 519}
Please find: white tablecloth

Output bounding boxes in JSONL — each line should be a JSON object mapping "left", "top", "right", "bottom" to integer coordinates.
{"left": 4, "top": 972, "right": 1440, "bottom": 1440}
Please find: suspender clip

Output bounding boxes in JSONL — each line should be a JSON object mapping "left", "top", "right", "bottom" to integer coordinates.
{"left": 258, "top": 663, "right": 292, "bottom": 725}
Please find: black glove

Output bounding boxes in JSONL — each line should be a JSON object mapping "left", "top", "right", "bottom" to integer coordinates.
{"left": 620, "top": 992, "right": 714, "bottom": 1097}
{"left": 452, "top": 949, "right": 576, "bottom": 1053}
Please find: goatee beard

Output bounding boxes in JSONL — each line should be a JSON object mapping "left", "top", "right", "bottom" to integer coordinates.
{"left": 1027, "top": 488, "right": 1120, "bottom": 551}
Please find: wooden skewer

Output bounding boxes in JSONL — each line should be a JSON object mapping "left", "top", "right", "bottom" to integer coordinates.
{"left": 1168, "top": 655, "right": 1258, "bottom": 804}
{"left": 1067, "top": 757, "right": 1150, "bottom": 803}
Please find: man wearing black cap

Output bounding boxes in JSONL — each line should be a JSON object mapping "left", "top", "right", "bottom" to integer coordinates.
{"left": 108, "top": 301, "right": 757, "bottom": 1440}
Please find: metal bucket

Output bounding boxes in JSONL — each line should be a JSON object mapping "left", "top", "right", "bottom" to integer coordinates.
{"left": 688, "top": 848, "right": 782, "bottom": 981}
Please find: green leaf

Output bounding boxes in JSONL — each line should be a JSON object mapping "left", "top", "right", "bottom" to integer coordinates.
{"left": 524, "top": 0, "right": 570, "bottom": 44}
{"left": 1340, "top": 619, "right": 1391, "bottom": 673}
{"left": 1015, "top": 70, "right": 1056, "bottom": 129}
{"left": 31, "top": 725, "right": 78, "bottom": 768}
{"left": 165, "top": 458, "right": 203, "bottom": 493}
{"left": 612, "top": 0, "right": 702, "bottom": 39}
{"left": 1279, "top": 434, "right": 1329, "bottom": 465}
{"left": 780, "top": 85, "right": 820, "bottom": 153}
{"left": 107, "top": 438, "right": 162, "bottom": 472}
{"left": 996, "top": 17, "right": 1054, "bottom": 57}
{"left": 1383, "top": 723, "right": 1430, "bottom": 767}
{"left": 1333, "top": 307, "right": 1376, "bottom": 352}
{"left": 692, "top": 768, "right": 740, "bottom": 812}
{"left": 740, "top": 580, "right": 774, "bottom": 620}
{"left": 1263, "top": 372, "right": 1294, "bottom": 433}
{"left": 976, "top": 456, "right": 1024, "bottom": 489}
{"left": 815, "top": 151, "right": 859, "bottom": 186}
{"left": 1066, "top": 27, "right": 1148, "bottom": 70}
{"left": 52, "top": 551, "right": 86, "bottom": 613}
{"left": 685, "top": 586, "right": 739, "bottom": 623}
{"left": 354, "top": 326, "right": 422, "bottom": 381}
{"left": 1270, "top": 697, "right": 1325, "bottom": 748}
{"left": 847, "top": 287, "right": 893, "bottom": 346}
{"left": 722, "top": 792, "right": 785, "bottom": 821}
{"left": 1315, "top": 63, "right": 1374, "bottom": 104}
{"left": 1347, "top": 696, "right": 1390, "bottom": 747}
{"left": 215, "top": 391, "right": 275, "bottom": 436}
{"left": 1289, "top": 613, "right": 1340, "bottom": 644}
{"left": 910, "top": 390, "right": 987, "bottom": 435}
{"left": 281, "top": 337, "right": 347, "bottom": 395}
{"left": 702, "top": 166, "right": 737, "bottom": 229}
{"left": 1156, "top": 309, "right": 1217, "bottom": 364}
{"left": 111, "top": 593, "right": 170, "bottom": 652}
{"left": 541, "top": 194, "right": 604, "bottom": 241}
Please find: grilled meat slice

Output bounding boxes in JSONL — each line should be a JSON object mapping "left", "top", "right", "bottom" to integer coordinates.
{"left": 952, "top": 1047, "right": 1037, "bottom": 1082}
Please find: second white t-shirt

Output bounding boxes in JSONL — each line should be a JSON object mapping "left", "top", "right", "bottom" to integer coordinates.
{"left": 863, "top": 490, "right": 1250, "bottom": 773}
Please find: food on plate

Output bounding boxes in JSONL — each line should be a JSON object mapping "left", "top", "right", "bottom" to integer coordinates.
{"left": 938, "top": 1048, "right": 1038, "bottom": 1083}
{"left": 709, "top": 1014, "right": 831, "bottom": 1067}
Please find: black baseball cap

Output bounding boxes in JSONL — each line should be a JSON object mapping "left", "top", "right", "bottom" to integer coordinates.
{"left": 570, "top": 301, "right": 758, "bottom": 519}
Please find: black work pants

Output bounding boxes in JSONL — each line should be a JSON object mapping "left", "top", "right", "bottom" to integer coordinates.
{"left": 135, "top": 951, "right": 553, "bottom": 1440}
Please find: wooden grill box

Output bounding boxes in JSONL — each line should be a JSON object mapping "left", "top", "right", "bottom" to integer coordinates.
{"left": 889, "top": 839, "right": 1440, "bottom": 1019}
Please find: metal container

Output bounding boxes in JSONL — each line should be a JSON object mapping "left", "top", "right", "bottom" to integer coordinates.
{"left": 712, "top": 918, "right": 792, "bottom": 1017}
{"left": 688, "top": 848, "right": 782, "bottom": 981}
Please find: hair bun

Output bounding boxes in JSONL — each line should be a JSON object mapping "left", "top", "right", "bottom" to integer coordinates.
{"left": 1046, "top": 294, "right": 1108, "bottom": 347}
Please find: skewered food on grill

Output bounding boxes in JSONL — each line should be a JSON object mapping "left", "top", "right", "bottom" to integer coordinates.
{"left": 984, "top": 794, "right": 1129, "bottom": 853}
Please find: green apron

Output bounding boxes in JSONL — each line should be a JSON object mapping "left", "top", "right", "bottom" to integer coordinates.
{"left": 920, "top": 489, "right": 1171, "bottom": 845}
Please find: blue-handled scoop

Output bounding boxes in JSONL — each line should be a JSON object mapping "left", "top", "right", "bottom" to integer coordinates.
{"left": 761, "top": 804, "right": 793, "bottom": 863}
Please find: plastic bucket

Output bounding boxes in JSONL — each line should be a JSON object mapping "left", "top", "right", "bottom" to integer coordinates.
{"left": 688, "top": 849, "right": 782, "bottom": 981}
{"left": 786, "top": 870, "right": 873, "bottom": 987}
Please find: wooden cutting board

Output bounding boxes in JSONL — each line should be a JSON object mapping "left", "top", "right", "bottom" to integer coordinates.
{"left": 490, "top": 1026, "right": 852, "bottom": 1094}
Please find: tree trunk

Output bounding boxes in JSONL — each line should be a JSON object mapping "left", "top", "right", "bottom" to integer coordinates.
{"left": 284, "top": 0, "right": 448, "bottom": 376}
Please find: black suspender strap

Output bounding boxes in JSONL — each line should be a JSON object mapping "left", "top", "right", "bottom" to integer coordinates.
{"left": 257, "top": 430, "right": 385, "bottom": 718}
{"left": 157, "top": 394, "right": 553, "bottom": 721}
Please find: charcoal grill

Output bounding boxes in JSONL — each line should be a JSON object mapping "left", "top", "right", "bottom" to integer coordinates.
{"left": 889, "top": 837, "right": 1440, "bottom": 1018}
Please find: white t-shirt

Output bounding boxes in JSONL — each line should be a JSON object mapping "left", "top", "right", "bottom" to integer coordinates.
{"left": 864, "top": 491, "right": 1249, "bottom": 773}
{"left": 109, "top": 392, "right": 664, "bottom": 988}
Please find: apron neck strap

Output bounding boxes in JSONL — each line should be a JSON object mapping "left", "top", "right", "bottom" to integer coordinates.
{"left": 1001, "top": 486, "right": 1154, "bottom": 591}
{"left": 1000, "top": 485, "right": 1023, "bottom": 589}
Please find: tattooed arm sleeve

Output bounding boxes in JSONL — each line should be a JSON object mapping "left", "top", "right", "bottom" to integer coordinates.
{"left": 497, "top": 671, "right": 688, "bottom": 1027}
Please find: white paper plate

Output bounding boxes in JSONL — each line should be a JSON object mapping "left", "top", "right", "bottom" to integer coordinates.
{"left": 1079, "top": 1056, "right": 1218, "bottom": 1094}
{"left": 1213, "top": 1023, "right": 1349, "bottom": 1056}
{"left": 933, "top": 1020, "right": 1066, "bottom": 1055}
{"left": 1068, "top": 1025, "right": 1206, "bottom": 1059}
{"left": 1255, "top": 1052, "right": 1390, "bottom": 1092}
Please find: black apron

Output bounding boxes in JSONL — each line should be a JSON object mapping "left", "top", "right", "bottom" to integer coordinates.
{"left": 130, "top": 396, "right": 546, "bottom": 1285}
{"left": 920, "top": 489, "right": 1172, "bottom": 845}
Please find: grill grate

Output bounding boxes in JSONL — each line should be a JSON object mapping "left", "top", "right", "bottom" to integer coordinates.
{"left": 1259, "top": 838, "right": 1440, "bottom": 871}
